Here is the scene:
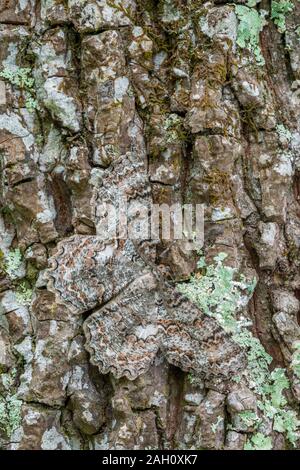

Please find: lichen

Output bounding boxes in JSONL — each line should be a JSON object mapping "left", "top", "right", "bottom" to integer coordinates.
{"left": 177, "top": 252, "right": 256, "bottom": 332}
{"left": 0, "top": 67, "right": 37, "bottom": 112}
{"left": 271, "top": 0, "right": 294, "bottom": 33}
{"left": 41, "top": 77, "right": 80, "bottom": 133}
{"left": 16, "top": 282, "right": 33, "bottom": 307}
{"left": 0, "top": 369, "right": 22, "bottom": 438}
{"left": 163, "top": 113, "right": 186, "bottom": 144}
{"left": 177, "top": 252, "right": 300, "bottom": 449}
{"left": 276, "top": 123, "right": 292, "bottom": 144}
{"left": 3, "top": 249, "right": 23, "bottom": 280}
{"left": 235, "top": 5, "right": 268, "bottom": 65}
{"left": 244, "top": 432, "right": 273, "bottom": 450}
{"left": 0, "top": 113, "right": 35, "bottom": 150}
{"left": 0, "top": 249, "right": 33, "bottom": 306}
{"left": 211, "top": 416, "right": 223, "bottom": 434}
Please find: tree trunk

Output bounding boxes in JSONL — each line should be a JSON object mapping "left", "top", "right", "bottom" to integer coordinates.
{"left": 0, "top": 0, "right": 300, "bottom": 450}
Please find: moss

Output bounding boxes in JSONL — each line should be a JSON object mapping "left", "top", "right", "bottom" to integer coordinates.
{"left": 43, "top": 98, "right": 64, "bottom": 116}
{"left": 35, "top": 134, "right": 44, "bottom": 149}
{"left": 0, "top": 250, "right": 5, "bottom": 278}
{"left": 240, "top": 104, "right": 259, "bottom": 137}
{"left": 0, "top": 205, "right": 17, "bottom": 226}
{"left": 203, "top": 169, "right": 231, "bottom": 204}
{"left": 106, "top": 0, "right": 136, "bottom": 23}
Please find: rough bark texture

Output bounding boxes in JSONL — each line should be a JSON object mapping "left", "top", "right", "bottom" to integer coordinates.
{"left": 0, "top": 0, "right": 300, "bottom": 450}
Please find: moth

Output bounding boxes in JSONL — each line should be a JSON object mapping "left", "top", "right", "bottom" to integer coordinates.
{"left": 46, "top": 148, "right": 245, "bottom": 383}
{"left": 46, "top": 235, "right": 245, "bottom": 383}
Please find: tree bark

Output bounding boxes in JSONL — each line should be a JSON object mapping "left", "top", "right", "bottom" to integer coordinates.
{"left": 0, "top": 0, "right": 300, "bottom": 450}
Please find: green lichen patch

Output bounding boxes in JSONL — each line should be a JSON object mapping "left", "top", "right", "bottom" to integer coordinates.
{"left": 177, "top": 252, "right": 256, "bottom": 332}
{"left": 244, "top": 432, "right": 273, "bottom": 450}
{"left": 2, "top": 248, "right": 23, "bottom": 280}
{"left": 177, "top": 252, "right": 300, "bottom": 449}
{"left": 0, "top": 67, "right": 38, "bottom": 112}
{"left": 271, "top": 0, "right": 294, "bottom": 33}
{"left": 0, "top": 248, "right": 34, "bottom": 306}
{"left": 0, "top": 369, "right": 22, "bottom": 438}
{"left": 16, "top": 282, "right": 33, "bottom": 307}
{"left": 235, "top": 5, "right": 268, "bottom": 65}
{"left": 211, "top": 416, "right": 223, "bottom": 434}
{"left": 0, "top": 394, "right": 22, "bottom": 438}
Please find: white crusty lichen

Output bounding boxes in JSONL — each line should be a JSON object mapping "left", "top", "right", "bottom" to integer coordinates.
{"left": 274, "top": 152, "right": 294, "bottom": 177}
{"left": 199, "top": 6, "right": 238, "bottom": 50}
{"left": 0, "top": 112, "right": 35, "bottom": 150}
{"left": 276, "top": 123, "right": 292, "bottom": 145}
{"left": 41, "top": 426, "right": 71, "bottom": 450}
{"left": 41, "top": 77, "right": 80, "bottom": 132}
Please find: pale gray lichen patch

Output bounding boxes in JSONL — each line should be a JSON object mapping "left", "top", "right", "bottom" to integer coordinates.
{"left": 0, "top": 113, "right": 34, "bottom": 150}
{"left": 114, "top": 76, "right": 130, "bottom": 101}
{"left": 41, "top": 426, "right": 71, "bottom": 450}
{"left": 39, "top": 126, "right": 67, "bottom": 172}
{"left": 274, "top": 152, "right": 294, "bottom": 177}
{"left": 200, "top": 6, "right": 238, "bottom": 51}
{"left": 39, "top": 77, "right": 80, "bottom": 133}
{"left": 16, "top": 0, "right": 29, "bottom": 13}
